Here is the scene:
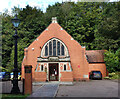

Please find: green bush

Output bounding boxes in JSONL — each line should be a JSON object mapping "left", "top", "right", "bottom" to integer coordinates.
{"left": 104, "top": 49, "right": 120, "bottom": 73}
{"left": 104, "top": 76, "right": 110, "bottom": 80}
{"left": 108, "top": 72, "right": 116, "bottom": 77}
{"left": 108, "top": 72, "right": 120, "bottom": 79}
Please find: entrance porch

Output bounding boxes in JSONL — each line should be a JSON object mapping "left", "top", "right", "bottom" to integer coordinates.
{"left": 34, "top": 56, "right": 73, "bottom": 82}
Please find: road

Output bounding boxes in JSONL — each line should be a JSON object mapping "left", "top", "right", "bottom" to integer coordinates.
{"left": 56, "top": 80, "right": 119, "bottom": 97}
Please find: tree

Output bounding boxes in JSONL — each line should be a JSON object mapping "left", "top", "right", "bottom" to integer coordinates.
{"left": 104, "top": 49, "right": 120, "bottom": 72}
{"left": 2, "top": 2, "right": 120, "bottom": 73}
{"left": 97, "top": 2, "right": 120, "bottom": 51}
{"left": 2, "top": 5, "right": 45, "bottom": 72}
{"left": 2, "top": 13, "right": 14, "bottom": 68}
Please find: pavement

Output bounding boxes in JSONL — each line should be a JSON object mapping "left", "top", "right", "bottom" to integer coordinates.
{"left": 1, "top": 80, "right": 23, "bottom": 93}
{"left": 56, "top": 80, "right": 119, "bottom": 97}
{"left": 1, "top": 80, "right": 119, "bottom": 98}
{"left": 27, "top": 84, "right": 59, "bottom": 98}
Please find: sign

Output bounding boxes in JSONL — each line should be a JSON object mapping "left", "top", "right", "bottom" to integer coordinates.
{"left": 78, "top": 65, "right": 80, "bottom": 68}
{"left": 49, "top": 57, "right": 59, "bottom": 62}
{"left": 83, "top": 75, "right": 88, "bottom": 78}
{"left": 25, "top": 66, "right": 32, "bottom": 73}
{"left": 25, "top": 68, "right": 31, "bottom": 73}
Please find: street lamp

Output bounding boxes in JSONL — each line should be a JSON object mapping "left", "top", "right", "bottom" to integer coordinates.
{"left": 11, "top": 14, "right": 20, "bottom": 94}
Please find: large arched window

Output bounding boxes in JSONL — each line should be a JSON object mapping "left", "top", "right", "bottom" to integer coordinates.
{"left": 41, "top": 38, "right": 69, "bottom": 57}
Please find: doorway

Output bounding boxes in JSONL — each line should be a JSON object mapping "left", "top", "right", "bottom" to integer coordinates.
{"left": 49, "top": 63, "right": 59, "bottom": 81}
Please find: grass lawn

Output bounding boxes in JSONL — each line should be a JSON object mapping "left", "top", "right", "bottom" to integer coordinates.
{"left": 1, "top": 94, "right": 29, "bottom": 99}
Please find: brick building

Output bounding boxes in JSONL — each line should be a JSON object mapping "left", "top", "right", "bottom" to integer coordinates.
{"left": 21, "top": 17, "right": 107, "bottom": 82}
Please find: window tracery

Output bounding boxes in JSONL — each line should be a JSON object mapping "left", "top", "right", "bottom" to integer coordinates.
{"left": 41, "top": 38, "right": 69, "bottom": 57}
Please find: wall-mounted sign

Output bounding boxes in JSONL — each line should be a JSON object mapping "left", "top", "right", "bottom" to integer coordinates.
{"left": 25, "top": 66, "right": 32, "bottom": 73}
{"left": 25, "top": 68, "right": 31, "bottom": 73}
{"left": 83, "top": 75, "right": 88, "bottom": 78}
{"left": 49, "top": 57, "right": 59, "bottom": 61}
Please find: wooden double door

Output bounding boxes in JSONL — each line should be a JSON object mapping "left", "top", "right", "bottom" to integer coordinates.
{"left": 49, "top": 63, "right": 59, "bottom": 81}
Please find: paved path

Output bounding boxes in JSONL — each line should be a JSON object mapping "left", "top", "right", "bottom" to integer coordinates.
{"left": 27, "top": 84, "right": 59, "bottom": 98}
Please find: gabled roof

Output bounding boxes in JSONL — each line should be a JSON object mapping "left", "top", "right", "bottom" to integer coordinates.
{"left": 85, "top": 50, "right": 105, "bottom": 63}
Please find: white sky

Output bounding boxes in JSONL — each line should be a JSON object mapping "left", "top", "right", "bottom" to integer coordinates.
{"left": 0, "top": 0, "right": 119, "bottom": 14}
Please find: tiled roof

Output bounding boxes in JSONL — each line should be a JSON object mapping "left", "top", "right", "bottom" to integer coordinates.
{"left": 85, "top": 50, "right": 105, "bottom": 63}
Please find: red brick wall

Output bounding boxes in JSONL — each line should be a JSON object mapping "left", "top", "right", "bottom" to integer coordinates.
{"left": 60, "top": 72, "right": 73, "bottom": 82}
{"left": 21, "top": 23, "right": 91, "bottom": 81}
{"left": 89, "top": 63, "right": 107, "bottom": 77}
{"left": 34, "top": 72, "right": 47, "bottom": 82}
{"left": 24, "top": 66, "right": 32, "bottom": 94}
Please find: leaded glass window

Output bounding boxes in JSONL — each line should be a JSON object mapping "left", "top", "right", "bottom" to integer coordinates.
{"left": 57, "top": 41, "right": 60, "bottom": 56}
{"left": 49, "top": 41, "right": 52, "bottom": 56}
{"left": 53, "top": 40, "right": 56, "bottom": 56}
{"left": 61, "top": 44, "right": 64, "bottom": 56}
{"left": 45, "top": 45, "right": 48, "bottom": 56}
{"left": 42, "top": 38, "right": 68, "bottom": 57}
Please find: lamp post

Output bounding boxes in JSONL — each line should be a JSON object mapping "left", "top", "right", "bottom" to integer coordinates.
{"left": 11, "top": 14, "right": 20, "bottom": 94}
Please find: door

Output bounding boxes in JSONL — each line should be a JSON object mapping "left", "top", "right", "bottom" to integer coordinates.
{"left": 49, "top": 63, "right": 59, "bottom": 81}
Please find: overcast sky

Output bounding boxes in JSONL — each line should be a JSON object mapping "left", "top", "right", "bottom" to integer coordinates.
{"left": 0, "top": 0, "right": 119, "bottom": 14}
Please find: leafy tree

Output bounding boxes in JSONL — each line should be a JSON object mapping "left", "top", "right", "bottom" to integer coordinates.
{"left": 1, "top": 2, "right": 120, "bottom": 73}
{"left": 104, "top": 49, "right": 120, "bottom": 72}
{"left": 97, "top": 2, "right": 120, "bottom": 51}
{"left": 2, "top": 13, "right": 14, "bottom": 68}
{"left": 2, "top": 5, "right": 45, "bottom": 72}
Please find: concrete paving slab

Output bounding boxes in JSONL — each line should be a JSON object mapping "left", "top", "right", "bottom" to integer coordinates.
{"left": 27, "top": 84, "right": 59, "bottom": 98}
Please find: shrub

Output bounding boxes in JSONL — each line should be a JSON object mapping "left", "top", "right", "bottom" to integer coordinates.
{"left": 104, "top": 49, "right": 120, "bottom": 73}
{"left": 108, "top": 72, "right": 120, "bottom": 79}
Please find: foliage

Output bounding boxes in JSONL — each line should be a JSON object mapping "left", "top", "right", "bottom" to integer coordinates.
{"left": 1, "top": 2, "right": 120, "bottom": 72}
{"left": 98, "top": 2, "right": 120, "bottom": 51}
{"left": 104, "top": 76, "right": 110, "bottom": 80}
{"left": 104, "top": 72, "right": 120, "bottom": 79}
{"left": 104, "top": 49, "right": 120, "bottom": 72}
{"left": 2, "top": 5, "right": 45, "bottom": 72}
{"left": 0, "top": 66, "right": 8, "bottom": 72}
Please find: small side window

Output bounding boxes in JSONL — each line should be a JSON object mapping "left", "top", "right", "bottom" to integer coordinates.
{"left": 64, "top": 65, "right": 66, "bottom": 71}
{"left": 41, "top": 65, "right": 44, "bottom": 71}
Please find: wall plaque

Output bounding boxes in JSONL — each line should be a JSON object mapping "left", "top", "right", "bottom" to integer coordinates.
{"left": 83, "top": 75, "right": 88, "bottom": 78}
{"left": 25, "top": 66, "right": 32, "bottom": 73}
{"left": 49, "top": 57, "right": 59, "bottom": 61}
